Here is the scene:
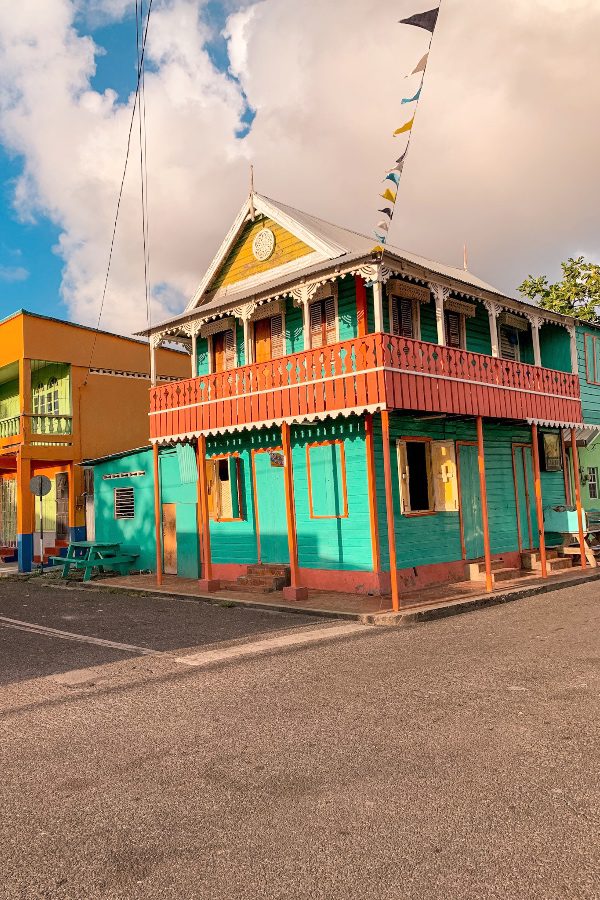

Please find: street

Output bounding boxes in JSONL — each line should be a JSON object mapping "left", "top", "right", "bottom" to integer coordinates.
{"left": 1, "top": 577, "right": 599, "bottom": 899}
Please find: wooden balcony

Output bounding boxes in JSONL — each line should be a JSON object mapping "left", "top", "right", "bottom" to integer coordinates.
{"left": 149, "top": 333, "right": 583, "bottom": 440}
{"left": 0, "top": 414, "right": 74, "bottom": 454}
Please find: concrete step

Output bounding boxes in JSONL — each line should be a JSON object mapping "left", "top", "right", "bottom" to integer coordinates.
{"left": 469, "top": 566, "right": 524, "bottom": 586}
{"left": 234, "top": 578, "right": 284, "bottom": 594}
{"left": 466, "top": 559, "right": 507, "bottom": 580}
{"left": 523, "top": 555, "right": 573, "bottom": 574}
{"left": 246, "top": 564, "right": 291, "bottom": 579}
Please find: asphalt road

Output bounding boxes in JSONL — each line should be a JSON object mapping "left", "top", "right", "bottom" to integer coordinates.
{"left": 0, "top": 576, "right": 599, "bottom": 899}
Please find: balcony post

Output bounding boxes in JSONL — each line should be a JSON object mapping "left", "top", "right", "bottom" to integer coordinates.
{"left": 372, "top": 280, "right": 384, "bottom": 333}
{"left": 153, "top": 443, "right": 163, "bottom": 585}
{"left": 484, "top": 300, "right": 502, "bottom": 358}
{"left": 570, "top": 428, "right": 587, "bottom": 569}
{"left": 196, "top": 434, "right": 220, "bottom": 591}
{"left": 355, "top": 275, "right": 368, "bottom": 337}
{"left": 281, "top": 421, "right": 307, "bottom": 602}
{"left": 302, "top": 297, "right": 311, "bottom": 350}
{"left": 429, "top": 282, "right": 450, "bottom": 346}
{"left": 476, "top": 416, "right": 493, "bottom": 592}
{"left": 190, "top": 330, "right": 197, "bottom": 378}
{"left": 568, "top": 325, "right": 578, "bottom": 375}
{"left": 150, "top": 335, "right": 162, "bottom": 387}
{"left": 380, "top": 410, "right": 399, "bottom": 611}
{"left": 527, "top": 314, "right": 542, "bottom": 367}
{"left": 364, "top": 413, "right": 381, "bottom": 584}
{"left": 243, "top": 317, "right": 253, "bottom": 365}
{"left": 530, "top": 423, "right": 547, "bottom": 577}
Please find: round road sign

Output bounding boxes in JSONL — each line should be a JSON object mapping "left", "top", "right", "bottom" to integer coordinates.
{"left": 30, "top": 475, "right": 52, "bottom": 497}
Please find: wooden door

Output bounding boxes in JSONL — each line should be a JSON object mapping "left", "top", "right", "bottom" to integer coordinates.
{"left": 212, "top": 332, "right": 226, "bottom": 373}
{"left": 253, "top": 449, "right": 289, "bottom": 564}
{"left": 55, "top": 472, "right": 69, "bottom": 540}
{"left": 162, "top": 503, "right": 177, "bottom": 575}
{"left": 254, "top": 318, "right": 272, "bottom": 363}
{"left": 458, "top": 445, "right": 484, "bottom": 560}
{"left": 513, "top": 445, "right": 539, "bottom": 551}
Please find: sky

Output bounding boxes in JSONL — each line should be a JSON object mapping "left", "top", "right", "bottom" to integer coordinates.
{"left": 0, "top": 0, "right": 599, "bottom": 335}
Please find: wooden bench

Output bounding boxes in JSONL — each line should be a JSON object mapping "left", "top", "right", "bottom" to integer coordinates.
{"left": 49, "top": 541, "right": 140, "bottom": 582}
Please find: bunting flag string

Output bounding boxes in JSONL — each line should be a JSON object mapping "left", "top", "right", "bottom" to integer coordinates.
{"left": 372, "top": 4, "right": 442, "bottom": 249}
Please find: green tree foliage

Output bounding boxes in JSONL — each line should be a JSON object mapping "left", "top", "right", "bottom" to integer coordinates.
{"left": 519, "top": 257, "right": 600, "bottom": 324}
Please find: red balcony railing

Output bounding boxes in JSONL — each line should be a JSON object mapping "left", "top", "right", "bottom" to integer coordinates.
{"left": 149, "top": 333, "right": 582, "bottom": 439}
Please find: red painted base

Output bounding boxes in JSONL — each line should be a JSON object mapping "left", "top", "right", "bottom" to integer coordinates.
{"left": 198, "top": 579, "right": 220, "bottom": 592}
{"left": 283, "top": 585, "right": 309, "bottom": 603}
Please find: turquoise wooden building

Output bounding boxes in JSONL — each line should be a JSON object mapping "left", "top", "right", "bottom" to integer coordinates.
{"left": 91, "top": 194, "right": 600, "bottom": 608}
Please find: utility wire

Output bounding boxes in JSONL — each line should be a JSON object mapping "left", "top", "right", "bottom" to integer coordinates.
{"left": 84, "top": 0, "right": 154, "bottom": 383}
{"left": 136, "top": 0, "right": 151, "bottom": 334}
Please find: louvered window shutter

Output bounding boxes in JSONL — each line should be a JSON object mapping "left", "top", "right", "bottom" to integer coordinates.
{"left": 228, "top": 456, "right": 241, "bottom": 518}
{"left": 396, "top": 441, "right": 411, "bottom": 514}
{"left": 270, "top": 314, "right": 284, "bottom": 359}
{"left": 324, "top": 296, "right": 336, "bottom": 345}
{"left": 392, "top": 297, "right": 400, "bottom": 336}
{"left": 499, "top": 325, "right": 519, "bottom": 361}
{"left": 224, "top": 329, "right": 235, "bottom": 369}
{"left": 310, "top": 301, "right": 323, "bottom": 349}
{"left": 445, "top": 311, "right": 462, "bottom": 349}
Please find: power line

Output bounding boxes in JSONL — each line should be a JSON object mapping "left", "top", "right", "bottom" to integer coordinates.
{"left": 84, "top": 0, "right": 154, "bottom": 383}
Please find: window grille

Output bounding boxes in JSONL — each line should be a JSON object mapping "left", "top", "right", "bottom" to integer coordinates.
{"left": 588, "top": 467, "right": 598, "bottom": 500}
{"left": 114, "top": 487, "right": 135, "bottom": 519}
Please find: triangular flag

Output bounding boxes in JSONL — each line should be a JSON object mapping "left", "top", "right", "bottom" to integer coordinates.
{"left": 374, "top": 234, "right": 388, "bottom": 244}
{"left": 409, "top": 53, "right": 428, "bottom": 76}
{"left": 393, "top": 116, "right": 415, "bottom": 136}
{"left": 372, "top": 245, "right": 385, "bottom": 253}
{"left": 381, "top": 187, "right": 397, "bottom": 203}
{"left": 384, "top": 172, "right": 400, "bottom": 185}
{"left": 402, "top": 86, "right": 422, "bottom": 105}
{"left": 399, "top": 8, "right": 439, "bottom": 33}
{"left": 376, "top": 220, "right": 390, "bottom": 232}
{"left": 378, "top": 207, "right": 393, "bottom": 219}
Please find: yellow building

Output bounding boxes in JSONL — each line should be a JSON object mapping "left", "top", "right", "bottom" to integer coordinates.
{"left": 0, "top": 310, "right": 189, "bottom": 571}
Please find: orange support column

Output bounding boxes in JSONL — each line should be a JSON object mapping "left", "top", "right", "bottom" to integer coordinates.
{"left": 281, "top": 421, "right": 308, "bottom": 603}
{"left": 530, "top": 424, "right": 547, "bottom": 577}
{"left": 196, "top": 435, "right": 220, "bottom": 591}
{"left": 364, "top": 413, "right": 381, "bottom": 588}
{"left": 16, "top": 453, "right": 33, "bottom": 573}
{"left": 476, "top": 416, "right": 493, "bottom": 592}
{"left": 152, "top": 443, "right": 163, "bottom": 586}
{"left": 570, "top": 428, "right": 587, "bottom": 570}
{"left": 355, "top": 275, "right": 368, "bottom": 338}
{"left": 380, "top": 410, "right": 399, "bottom": 611}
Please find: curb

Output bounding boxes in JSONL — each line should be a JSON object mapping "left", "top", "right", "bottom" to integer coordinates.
{"left": 74, "top": 568, "right": 600, "bottom": 626}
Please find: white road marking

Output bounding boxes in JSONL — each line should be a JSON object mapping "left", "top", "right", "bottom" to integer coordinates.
{"left": 176, "top": 622, "right": 370, "bottom": 668}
{"left": 0, "top": 615, "right": 156, "bottom": 655}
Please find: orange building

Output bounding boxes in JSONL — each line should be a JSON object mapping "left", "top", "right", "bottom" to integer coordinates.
{"left": 0, "top": 310, "right": 188, "bottom": 571}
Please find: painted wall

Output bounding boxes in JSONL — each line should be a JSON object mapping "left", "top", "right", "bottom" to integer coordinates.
{"left": 92, "top": 448, "right": 156, "bottom": 572}
{"left": 373, "top": 415, "right": 567, "bottom": 570}
{"left": 576, "top": 324, "right": 600, "bottom": 424}
{"left": 465, "top": 302, "right": 492, "bottom": 355}
{"left": 540, "top": 323, "right": 571, "bottom": 373}
{"left": 0, "top": 378, "right": 19, "bottom": 420}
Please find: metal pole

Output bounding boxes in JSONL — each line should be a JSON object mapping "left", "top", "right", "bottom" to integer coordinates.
{"left": 39, "top": 485, "right": 44, "bottom": 573}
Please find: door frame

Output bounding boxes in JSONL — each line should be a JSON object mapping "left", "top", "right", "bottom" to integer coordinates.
{"left": 161, "top": 502, "right": 177, "bottom": 575}
{"left": 456, "top": 441, "right": 478, "bottom": 561}
{"left": 251, "top": 445, "right": 283, "bottom": 565}
{"left": 512, "top": 442, "right": 535, "bottom": 553}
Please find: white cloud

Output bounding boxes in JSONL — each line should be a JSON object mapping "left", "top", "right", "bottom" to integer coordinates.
{"left": 0, "top": 0, "right": 599, "bottom": 335}
{"left": 0, "top": 265, "right": 29, "bottom": 283}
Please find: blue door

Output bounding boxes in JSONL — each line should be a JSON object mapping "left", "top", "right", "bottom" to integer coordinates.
{"left": 253, "top": 449, "right": 290, "bottom": 564}
{"left": 458, "top": 444, "right": 484, "bottom": 560}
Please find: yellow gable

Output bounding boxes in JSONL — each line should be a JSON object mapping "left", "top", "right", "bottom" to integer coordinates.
{"left": 208, "top": 216, "right": 313, "bottom": 292}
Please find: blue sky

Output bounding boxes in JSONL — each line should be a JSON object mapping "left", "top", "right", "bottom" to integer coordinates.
{"left": 0, "top": 1, "right": 253, "bottom": 325}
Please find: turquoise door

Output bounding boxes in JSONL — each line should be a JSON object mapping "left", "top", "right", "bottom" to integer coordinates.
{"left": 458, "top": 444, "right": 485, "bottom": 560}
{"left": 253, "top": 450, "right": 290, "bottom": 564}
{"left": 513, "top": 445, "right": 539, "bottom": 551}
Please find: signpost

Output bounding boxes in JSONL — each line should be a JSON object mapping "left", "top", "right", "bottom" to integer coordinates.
{"left": 29, "top": 475, "right": 52, "bottom": 572}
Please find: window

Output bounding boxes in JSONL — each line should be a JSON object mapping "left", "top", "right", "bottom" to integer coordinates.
{"left": 309, "top": 296, "right": 336, "bottom": 349}
{"left": 33, "top": 376, "right": 60, "bottom": 415}
{"left": 206, "top": 455, "right": 243, "bottom": 521}
{"left": 307, "top": 441, "right": 348, "bottom": 519}
{"left": 391, "top": 295, "right": 417, "bottom": 339}
{"left": 444, "top": 310, "right": 465, "bottom": 349}
{"left": 584, "top": 333, "right": 600, "bottom": 385}
{"left": 588, "top": 467, "right": 598, "bottom": 500}
{"left": 499, "top": 324, "right": 520, "bottom": 361}
{"left": 211, "top": 328, "right": 235, "bottom": 373}
{"left": 114, "top": 487, "right": 135, "bottom": 519}
{"left": 397, "top": 439, "right": 458, "bottom": 515}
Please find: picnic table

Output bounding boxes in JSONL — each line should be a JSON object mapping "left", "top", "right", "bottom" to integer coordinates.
{"left": 49, "top": 541, "right": 140, "bottom": 582}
